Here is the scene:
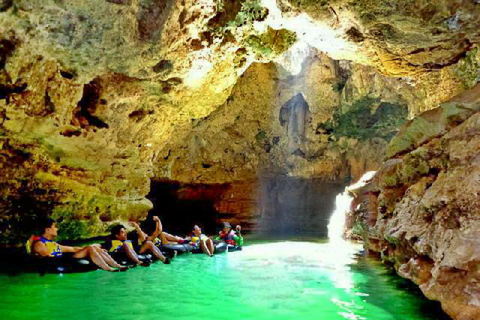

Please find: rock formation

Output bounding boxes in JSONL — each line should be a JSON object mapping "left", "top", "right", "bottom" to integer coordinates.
{"left": 0, "top": 1, "right": 479, "bottom": 317}
{"left": 346, "top": 84, "right": 480, "bottom": 320}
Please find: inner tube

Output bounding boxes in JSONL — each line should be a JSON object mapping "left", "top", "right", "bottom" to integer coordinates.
{"left": 214, "top": 241, "right": 227, "bottom": 253}
{"left": 36, "top": 255, "right": 97, "bottom": 274}
{"left": 161, "top": 243, "right": 192, "bottom": 254}
{"left": 0, "top": 251, "right": 97, "bottom": 275}
{"left": 227, "top": 245, "right": 243, "bottom": 252}
{"left": 110, "top": 252, "right": 152, "bottom": 266}
{"left": 188, "top": 241, "right": 228, "bottom": 254}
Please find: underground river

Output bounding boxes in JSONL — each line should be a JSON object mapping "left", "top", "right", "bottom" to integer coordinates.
{"left": 0, "top": 239, "right": 449, "bottom": 320}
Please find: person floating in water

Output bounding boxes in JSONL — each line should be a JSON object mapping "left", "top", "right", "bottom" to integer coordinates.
{"left": 141, "top": 213, "right": 187, "bottom": 246}
{"left": 188, "top": 225, "right": 215, "bottom": 257}
{"left": 105, "top": 223, "right": 171, "bottom": 265}
{"left": 29, "top": 218, "right": 127, "bottom": 272}
{"left": 216, "top": 222, "right": 244, "bottom": 250}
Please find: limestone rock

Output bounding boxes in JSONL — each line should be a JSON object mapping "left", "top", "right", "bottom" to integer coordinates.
{"left": 347, "top": 84, "right": 480, "bottom": 320}
{"left": 0, "top": 0, "right": 478, "bottom": 260}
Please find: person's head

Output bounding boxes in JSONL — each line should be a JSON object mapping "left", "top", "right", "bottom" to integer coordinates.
{"left": 192, "top": 225, "right": 202, "bottom": 236}
{"left": 111, "top": 224, "right": 127, "bottom": 240}
{"left": 222, "top": 222, "right": 232, "bottom": 234}
{"left": 39, "top": 218, "right": 58, "bottom": 238}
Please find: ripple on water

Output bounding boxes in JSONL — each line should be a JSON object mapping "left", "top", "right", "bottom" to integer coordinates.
{"left": 0, "top": 241, "right": 449, "bottom": 320}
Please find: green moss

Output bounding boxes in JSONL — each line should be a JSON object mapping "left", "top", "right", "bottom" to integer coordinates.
{"left": 351, "top": 221, "right": 366, "bottom": 237}
{"left": 51, "top": 198, "right": 108, "bottom": 240}
{"left": 227, "top": 0, "right": 268, "bottom": 28}
{"left": 246, "top": 28, "right": 297, "bottom": 59}
{"left": 387, "top": 102, "right": 476, "bottom": 158}
{"left": 332, "top": 81, "right": 346, "bottom": 92}
{"left": 40, "top": 139, "right": 66, "bottom": 162}
{"left": 255, "top": 130, "right": 266, "bottom": 141}
{"left": 382, "top": 175, "right": 400, "bottom": 188}
{"left": 454, "top": 47, "right": 480, "bottom": 89}
{"left": 400, "top": 157, "right": 429, "bottom": 184}
{"left": 326, "top": 97, "right": 408, "bottom": 141}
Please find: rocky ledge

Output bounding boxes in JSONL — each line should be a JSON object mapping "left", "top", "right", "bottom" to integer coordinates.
{"left": 346, "top": 84, "right": 480, "bottom": 320}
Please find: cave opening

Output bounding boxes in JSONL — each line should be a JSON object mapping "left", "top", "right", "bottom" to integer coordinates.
{"left": 146, "top": 179, "right": 230, "bottom": 236}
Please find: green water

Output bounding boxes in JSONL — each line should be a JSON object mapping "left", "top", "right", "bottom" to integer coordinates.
{"left": 0, "top": 241, "right": 449, "bottom": 320}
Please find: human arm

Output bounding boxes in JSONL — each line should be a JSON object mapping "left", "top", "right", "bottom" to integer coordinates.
{"left": 32, "top": 241, "right": 51, "bottom": 257}
{"left": 234, "top": 225, "right": 243, "bottom": 246}
{"left": 58, "top": 245, "right": 82, "bottom": 253}
{"left": 33, "top": 241, "right": 81, "bottom": 256}
{"left": 215, "top": 231, "right": 223, "bottom": 241}
{"left": 147, "top": 216, "right": 163, "bottom": 241}
{"left": 131, "top": 222, "right": 147, "bottom": 243}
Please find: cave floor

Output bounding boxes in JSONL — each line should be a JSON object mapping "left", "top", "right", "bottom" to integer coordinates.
{"left": 0, "top": 240, "right": 449, "bottom": 320}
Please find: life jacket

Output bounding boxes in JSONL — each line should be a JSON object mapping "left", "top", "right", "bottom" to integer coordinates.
{"left": 25, "top": 235, "right": 41, "bottom": 254}
{"left": 190, "top": 234, "right": 208, "bottom": 246}
{"left": 29, "top": 237, "right": 63, "bottom": 257}
{"left": 218, "top": 230, "right": 236, "bottom": 245}
{"left": 137, "top": 235, "right": 161, "bottom": 248}
{"left": 108, "top": 240, "right": 133, "bottom": 253}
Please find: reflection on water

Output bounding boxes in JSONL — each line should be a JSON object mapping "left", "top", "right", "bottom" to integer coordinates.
{"left": 0, "top": 241, "right": 449, "bottom": 320}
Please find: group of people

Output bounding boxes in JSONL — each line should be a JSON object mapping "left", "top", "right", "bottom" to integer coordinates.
{"left": 26, "top": 214, "right": 244, "bottom": 272}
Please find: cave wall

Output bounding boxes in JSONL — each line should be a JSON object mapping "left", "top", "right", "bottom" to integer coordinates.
{"left": 0, "top": 2, "right": 479, "bottom": 317}
{"left": 154, "top": 50, "right": 446, "bottom": 184}
{"left": 0, "top": 0, "right": 300, "bottom": 240}
{"left": 346, "top": 84, "right": 480, "bottom": 320}
{"left": 0, "top": 0, "right": 479, "bottom": 248}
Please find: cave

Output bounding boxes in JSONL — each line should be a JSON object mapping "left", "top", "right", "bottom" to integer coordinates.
{"left": 0, "top": 1, "right": 479, "bottom": 320}
{"left": 147, "top": 179, "right": 229, "bottom": 236}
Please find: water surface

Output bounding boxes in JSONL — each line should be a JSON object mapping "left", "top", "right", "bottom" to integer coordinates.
{"left": 0, "top": 240, "right": 449, "bottom": 320}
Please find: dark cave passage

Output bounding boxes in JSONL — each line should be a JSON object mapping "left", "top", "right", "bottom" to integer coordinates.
{"left": 146, "top": 179, "right": 230, "bottom": 236}
{"left": 147, "top": 177, "right": 346, "bottom": 239}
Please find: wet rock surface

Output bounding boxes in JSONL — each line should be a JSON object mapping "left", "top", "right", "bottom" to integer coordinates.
{"left": 0, "top": 1, "right": 479, "bottom": 317}
{"left": 347, "top": 84, "right": 480, "bottom": 320}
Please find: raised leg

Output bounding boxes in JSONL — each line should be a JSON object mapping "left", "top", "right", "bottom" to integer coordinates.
{"left": 207, "top": 238, "right": 215, "bottom": 255}
{"left": 200, "top": 240, "right": 212, "bottom": 257}
{"left": 122, "top": 243, "right": 142, "bottom": 265}
{"left": 73, "top": 246, "right": 115, "bottom": 272}
{"left": 96, "top": 247, "right": 123, "bottom": 268}
{"left": 140, "top": 240, "right": 168, "bottom": 263}
{"left": 163, "top": 232, "right": 185, "bottom": 243}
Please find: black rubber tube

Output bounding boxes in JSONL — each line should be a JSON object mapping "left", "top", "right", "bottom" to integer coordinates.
{"left": 0, "top": 252, "right": 98, "bottom": 274}
{"left": 161, "top": 243, "right": 192, "bottom": 253}
{"left": 189, "top": 241, "right": 228, "bottom": 254}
